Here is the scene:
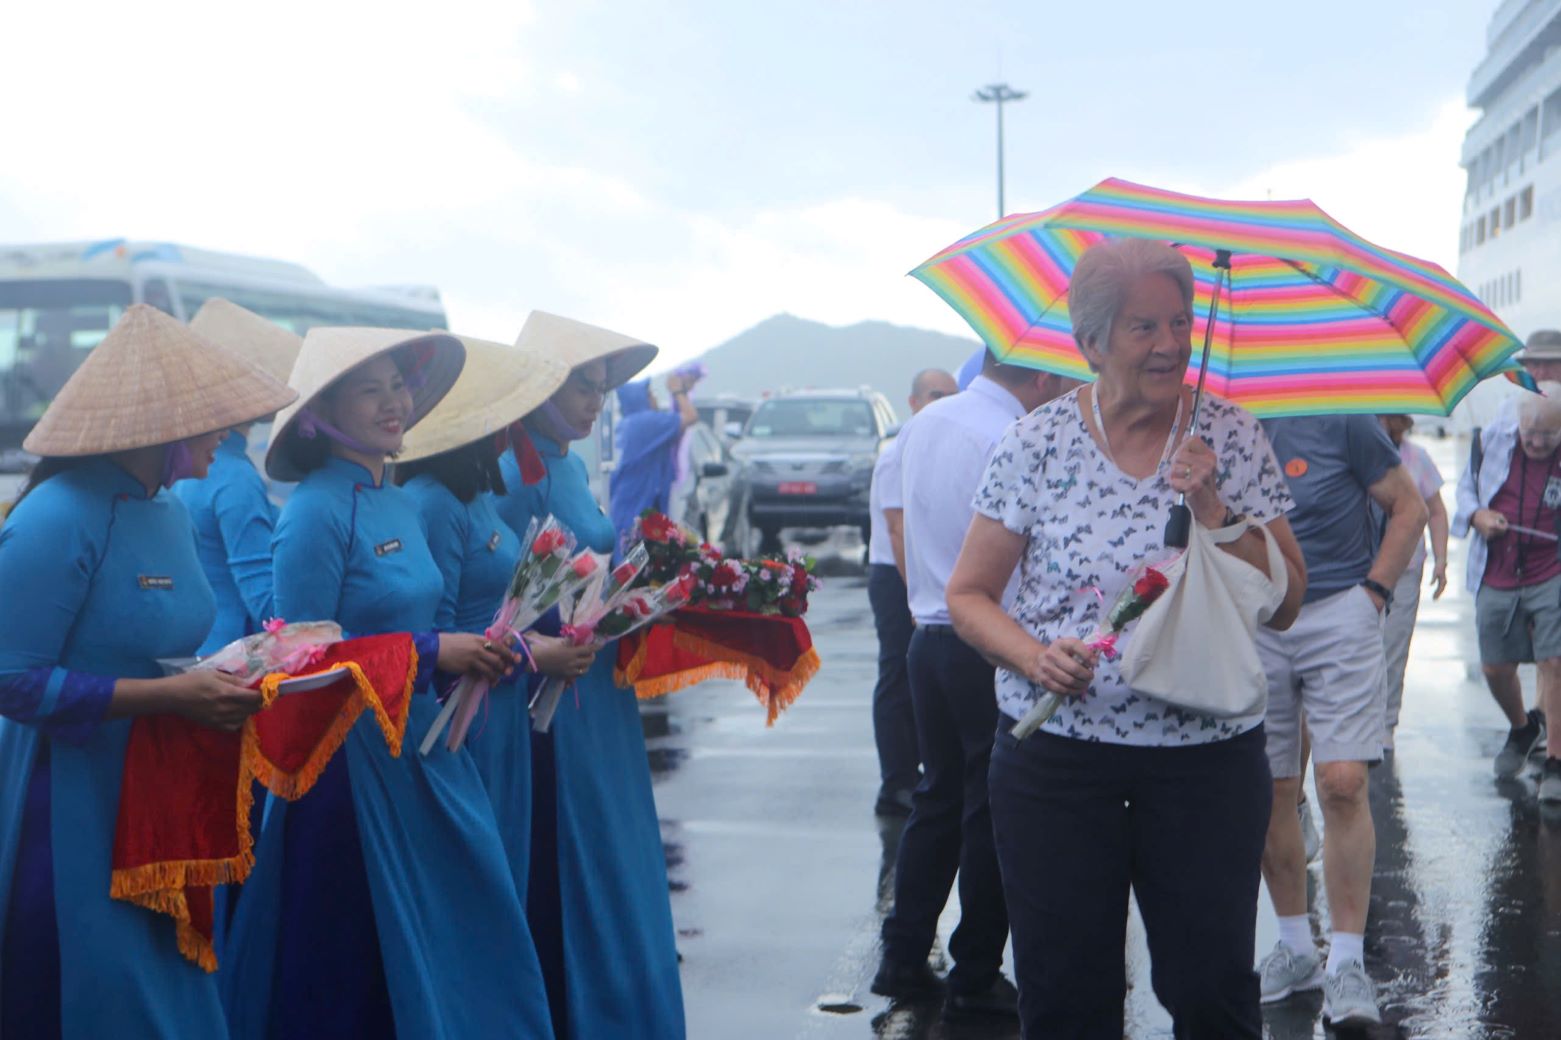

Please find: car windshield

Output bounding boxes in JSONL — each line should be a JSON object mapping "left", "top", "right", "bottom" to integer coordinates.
{"left": 747, "top": 399, "right": 875, "bottom": 438}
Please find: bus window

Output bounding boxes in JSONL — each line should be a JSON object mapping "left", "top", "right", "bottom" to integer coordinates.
{"left": 0, "top": 279, "right": 131, "bottom": 433}
{"left": 141, "top": 278, "right": 175, "bottom": 315}
{"left": 171, "top": 280, "right": 445, "bottom": 335}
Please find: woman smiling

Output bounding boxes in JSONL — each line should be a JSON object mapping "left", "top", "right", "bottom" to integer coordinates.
{"left": 946, "top": 238, "right": 1306, "bottom": 1038}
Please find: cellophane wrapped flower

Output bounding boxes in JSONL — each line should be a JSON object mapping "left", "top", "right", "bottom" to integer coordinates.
{"left": 422, "top": 516, "right": 602, "bottom": 755}
{"left": 1010, "top": 563, "right": 1173, "bottom": 740}
{"left": 176, "top": 619, "right": 343, "bottom": 686}
{"left": 528, "top": 545, "right": 651, "bottom": 731}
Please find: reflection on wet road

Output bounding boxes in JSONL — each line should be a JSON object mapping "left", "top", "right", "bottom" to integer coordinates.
{"left": 645, "top": 439, "right": 1559, "bottom": 1039}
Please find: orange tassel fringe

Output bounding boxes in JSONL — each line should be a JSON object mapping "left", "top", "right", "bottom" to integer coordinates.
{"left": 618, "top": 630, "right": 819, "bottom": 725}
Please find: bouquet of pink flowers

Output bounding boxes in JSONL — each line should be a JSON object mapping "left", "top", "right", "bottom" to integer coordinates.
{"left": 1010, "top": 564, "right": 1172, "bottom": 739}
{"left": 530, "top": 569, "right": 697, "bottom": 732}
{"left": 421, "top": 516, "right": 602, "bottom": 755}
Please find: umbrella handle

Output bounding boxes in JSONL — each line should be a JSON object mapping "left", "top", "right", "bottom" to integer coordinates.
{"left": 1164, "top": 248, "right": 1231, "bottom": 550}
{"left": 1164, "top": 500, "right": 1193, "bottom": 549}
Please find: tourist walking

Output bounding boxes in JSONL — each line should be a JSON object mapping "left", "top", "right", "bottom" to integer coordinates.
{"left": 1454, "top": 382, "right": 1561, "bottom": 801}
{"left": 1255, "top": 411, "right": 1426, "bottom": 1026}
{"left": 949, "top": 238, "right": 1305, "bottom": 1039}
{"left": 871, "top": 349, "right": 1070, "bottom": 1025}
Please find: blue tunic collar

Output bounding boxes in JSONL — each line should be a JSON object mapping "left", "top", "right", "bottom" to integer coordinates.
{"left": 81, "top": 457, "right": 159, "bottom": 501}
{"left": 321, "top": 454, "right": 387, "bottom": 489}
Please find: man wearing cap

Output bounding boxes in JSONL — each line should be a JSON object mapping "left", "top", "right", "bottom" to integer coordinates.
{"left": 1454, "top": 369, "right": 1561, "bottom": 802}
{"left": 868, "top": 366, "right": 956, "bottom": 816}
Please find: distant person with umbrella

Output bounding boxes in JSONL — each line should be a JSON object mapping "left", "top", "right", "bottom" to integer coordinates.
{"left": 608, "top": 365, "right": 701, "bottom": 556}
{"left": 868, "top": 366, "right": 956, "bottom": 816}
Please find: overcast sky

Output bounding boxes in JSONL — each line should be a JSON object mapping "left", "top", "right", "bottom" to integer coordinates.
{"left": 4, "top": 0, "right": 1497, "bottom": 364}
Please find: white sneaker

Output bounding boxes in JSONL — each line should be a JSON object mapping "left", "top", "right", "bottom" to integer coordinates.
{"left": 1298, "top": 797, "right": 1321, "bottom": 865}
{"left": 1323, "top": 959, "right": 1382, "bottom": 1027}
{"left": 1258, "top": 942, "right": 1324, "bottom": 1003}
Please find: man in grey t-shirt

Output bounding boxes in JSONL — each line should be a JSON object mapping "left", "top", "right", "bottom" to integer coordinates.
{"left": 1253, "top": 414, "right": 1427, "bottom": 1027}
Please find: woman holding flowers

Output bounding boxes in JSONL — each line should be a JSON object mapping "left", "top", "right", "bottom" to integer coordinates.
{"left": 0, "top": 305, "right": 294, "bottom": 1038}
{"left": 946, "top": 238, "right": 1306, "bottom": 1039}
{"left": 221, "top": 328, "right": 553, "bottom": 1039}
{"left": 493, "top": 311, "right": 686, "bottom": 1039}
{"left": 397, "top": 335, "right": 596, "bottom": 896}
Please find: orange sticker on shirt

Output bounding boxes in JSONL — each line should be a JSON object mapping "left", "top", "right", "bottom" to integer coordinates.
{"left": 1284, "top": 458, "right": 1309, "bottom": 478}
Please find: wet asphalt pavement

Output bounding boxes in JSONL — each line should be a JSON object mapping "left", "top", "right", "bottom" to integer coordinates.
{"left": 648, "top": 437, "right": 1561, "bottom": 1040}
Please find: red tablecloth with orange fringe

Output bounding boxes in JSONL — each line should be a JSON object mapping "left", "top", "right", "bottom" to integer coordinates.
{"left": 614, "top": 606, "right": 818, "bottom": 724}
{"left": 110, "top": 633, "right": 417, "bottom": 971}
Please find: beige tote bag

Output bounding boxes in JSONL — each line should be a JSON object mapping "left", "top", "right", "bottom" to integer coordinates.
{"left": 1118, "top": 519, "right": 1287, "bottom": 718}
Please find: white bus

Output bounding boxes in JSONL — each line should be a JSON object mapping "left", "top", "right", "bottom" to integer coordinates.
{"left": 0, "top": 240, "right": 448, "bottom": 454}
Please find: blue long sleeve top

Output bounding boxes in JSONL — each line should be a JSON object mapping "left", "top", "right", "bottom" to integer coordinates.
{"left": 403, "top": 475, "right": 520, "bottom": 634}
{"left": 173, "top": 429, "right": 278, "bottom": 654}
{"left": 496, "top": 432, "right": 617, "bottom": 555}
{"left": 272, "top": 456, "right": 442, "bottom": 684}
{"left": 607, "top": 381, "right": 683, "bottom": 550}
{"left": 0, "top": 460, "right": 217, "bottom": 743}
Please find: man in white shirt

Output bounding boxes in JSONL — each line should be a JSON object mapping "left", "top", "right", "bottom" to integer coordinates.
{"left": 869, "top": 368, "right": 956, "bottom": 816}
{"left": 872, "top": 351, "right": 1075, "bottom": 1024}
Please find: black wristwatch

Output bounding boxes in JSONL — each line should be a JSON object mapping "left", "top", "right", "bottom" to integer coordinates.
{"left": 1362, "top": 578, "right": 1394, "bottom": 613}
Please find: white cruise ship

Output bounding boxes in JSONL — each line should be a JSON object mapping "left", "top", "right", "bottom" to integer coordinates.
{"left": 1455, "top": 0, "right": 1561, "bottom": 426}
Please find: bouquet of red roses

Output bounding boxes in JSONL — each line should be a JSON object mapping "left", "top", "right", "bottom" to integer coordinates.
{"left": 1010, "top": 563, "right": 1172, "bottom": 739}
{"left": 634, "top": 510, "right": 819, "bottom": 616}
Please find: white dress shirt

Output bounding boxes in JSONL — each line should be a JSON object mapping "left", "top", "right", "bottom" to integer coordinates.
{"left": 867, "top": 435, "right": 903, "bottom": 567}
{"left": 898, "top": 376, "right": 1024, "bottom": 624}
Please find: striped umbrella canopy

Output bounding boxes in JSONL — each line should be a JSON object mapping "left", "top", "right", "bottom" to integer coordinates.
{"left": 911, "top": 177, "right": 1525, "bottom": 417}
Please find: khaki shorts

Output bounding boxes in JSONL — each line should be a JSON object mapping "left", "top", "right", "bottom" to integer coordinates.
{"left": 1256, "top": 585, "right": 1387, "bottom": 777}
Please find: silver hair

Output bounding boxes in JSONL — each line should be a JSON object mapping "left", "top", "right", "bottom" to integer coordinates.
{"left": 1067, "top": 239, "right": 1196, "bottom": 360}
{"left": 1519, "top": 381, "right": 1561, "bottom": 426}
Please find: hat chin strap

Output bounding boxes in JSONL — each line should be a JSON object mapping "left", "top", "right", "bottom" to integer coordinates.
{"left": 160, "top": 441, "right": 195, "bottom": 488}
{"left": 536, "top": 400, "right": 593, "bottom": 443}
{"left": 298, "top": 408, "right": 380, "bottom": 455}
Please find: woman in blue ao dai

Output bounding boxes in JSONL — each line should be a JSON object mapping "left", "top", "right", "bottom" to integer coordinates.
{"left": 172, "top": 299, "right": 302, "bottom": 655}
{"left": 0, "top": 304, "right": 295, "bottom": 1039}
{"left": 495, "top": 311, "right": 686, "bottom": 1039}
{"left": 397, "top": 333, "right": 590, "bottom": 901}
{"left": 219, "top": 328, "right": 554, "bottom": 1039}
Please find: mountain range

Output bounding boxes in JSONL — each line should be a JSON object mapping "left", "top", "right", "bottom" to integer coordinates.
{"left": 681, "top": 314, "right": 982, "bottom": 418}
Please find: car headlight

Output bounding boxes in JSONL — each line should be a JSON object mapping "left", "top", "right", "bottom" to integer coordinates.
{"left": 850, "top": 453, "right": 877, "bottom": 473}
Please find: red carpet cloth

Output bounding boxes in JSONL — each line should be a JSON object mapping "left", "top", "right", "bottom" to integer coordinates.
{"left": 110, "top": 633, "right": 416, "bottom": 971}
{"left": 615, "top": 606, "right": 818, "bottom": 724}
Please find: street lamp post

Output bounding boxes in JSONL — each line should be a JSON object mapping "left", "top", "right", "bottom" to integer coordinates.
{"left": 973, "top": 82, "right": 1027, "bottom": 219}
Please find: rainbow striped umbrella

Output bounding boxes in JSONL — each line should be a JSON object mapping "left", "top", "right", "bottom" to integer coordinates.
{"left": 911, "top": 177, "right": 1525, "bottom": 417}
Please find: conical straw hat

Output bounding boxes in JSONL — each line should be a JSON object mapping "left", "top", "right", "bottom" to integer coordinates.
{"left": 266, "top": 327, "right": 465, "bottom": 482}
{"left": 399, "top": 335, "right": 570, "bottom": 463}
{"left": 514, "top": 310, "right": 657, "bottom": 389}
{"left": 189, "top": 298, "right": 302, "bottom": 384}
{"left": 23, "top": 303, "right": 297, "bottom": 457}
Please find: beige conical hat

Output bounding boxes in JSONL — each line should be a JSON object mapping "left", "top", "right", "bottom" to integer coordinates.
{"left": 515, "top": 310, "right": 657, "bottom": 389}
{"left": 23, "top": 304, "right": 297, "bottom": 457}
{"left": 266, "top": 327, "right": 465, "bottom": 482}
{"left": 189, "top": 298, "right": 302, "bottom": 384}
{"left": 398, "top": 336, "right": 570, "bottom": 463}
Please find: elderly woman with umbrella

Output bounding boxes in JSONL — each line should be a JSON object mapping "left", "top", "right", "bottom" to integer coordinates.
{"left": 945, "top": 237, "right": 1306, "bottom": 1037}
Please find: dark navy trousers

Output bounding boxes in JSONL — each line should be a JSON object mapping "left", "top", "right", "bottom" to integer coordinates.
{"left": 880, "top": 625, "right": 1008, "bottom": 994}
{"left": 989, "top": 723, "right": 1271, "bottom": 1039}
{"left": 867, "top": 564, "right": 920, "bottom": 794}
